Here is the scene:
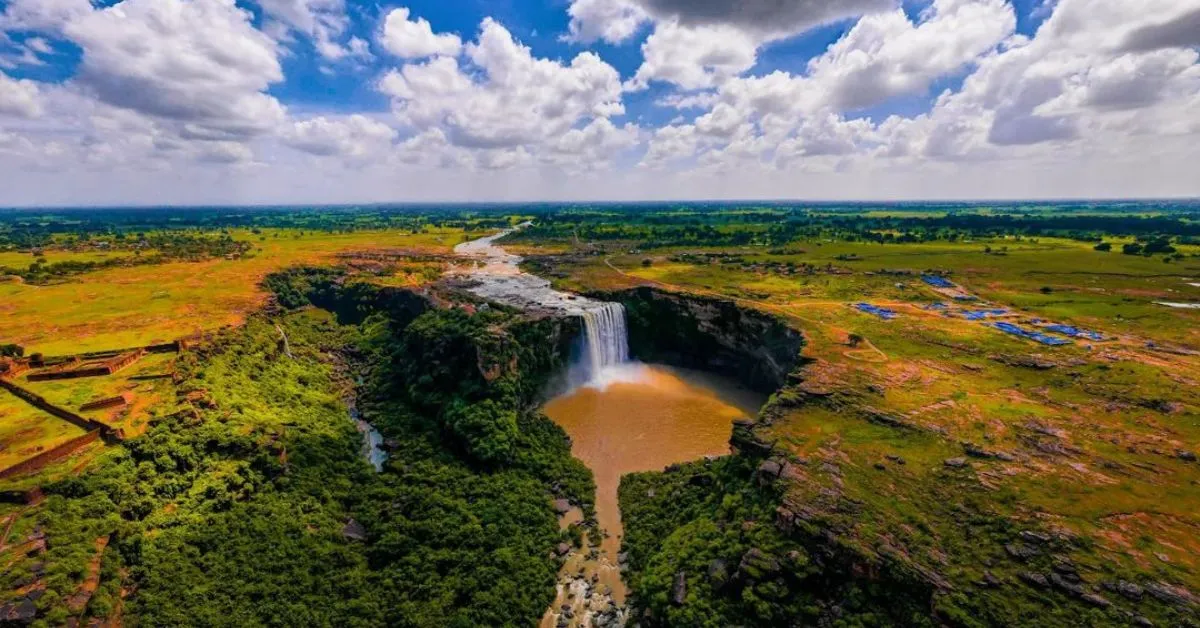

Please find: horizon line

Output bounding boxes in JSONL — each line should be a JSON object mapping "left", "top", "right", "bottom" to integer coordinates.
{"left": 2, "top": 196, "right": 1199, "bottom": 211}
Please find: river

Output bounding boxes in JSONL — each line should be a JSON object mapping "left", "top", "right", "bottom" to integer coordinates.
{"left": 451, "top": 227, "right": 764, "bottom": 627}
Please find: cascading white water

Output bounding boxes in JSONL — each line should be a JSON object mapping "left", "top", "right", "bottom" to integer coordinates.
{"left": 453, "top": 225, "right": 642, "bottom": 389}
{"left": 580, "top": 303, "right": 630, "bottom": 378}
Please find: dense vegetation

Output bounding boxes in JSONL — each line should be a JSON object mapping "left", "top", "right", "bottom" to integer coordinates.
{"left": 507, "top": 203, "right": 1200, "bottom": 251}
{"left": 2, "top": 275, "right": 593, "bottom": 626}
{"left": 620, "top": 457, "right": 937, "bottom": 627}
{"left": 0, "top": 206, "right": 512, "bottom": 250}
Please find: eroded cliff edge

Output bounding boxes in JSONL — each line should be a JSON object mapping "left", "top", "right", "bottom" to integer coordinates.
{"left": 589, "top": 287, "right": 806, "bottom": 394}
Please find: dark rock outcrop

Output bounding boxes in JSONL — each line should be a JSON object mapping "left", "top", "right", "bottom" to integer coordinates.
{"left": 593, "top": 287, "right": 806, "bottom": 393}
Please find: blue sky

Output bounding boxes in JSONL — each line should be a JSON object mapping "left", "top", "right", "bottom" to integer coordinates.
{"left": 0, "top": 0, "right": 1196, "bottom": 206}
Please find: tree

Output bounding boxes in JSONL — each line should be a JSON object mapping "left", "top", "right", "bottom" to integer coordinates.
{"left": 1093, "top": 242, "right": 1112, "bottom": 252}
{"left": 642, "top": 258, "right": 653, "bottom": 268}
{"left": 0, "top": 343, "right": 23, "bottom": 358}
{"left": 443, "top": 398, "right": 519, "bottom": 465}
{"left": 1122, "top": 242, "right": 1144, "bottom": 256}
{"left": 847, "top": 334, "right": 864, "bottom": 348}
{"left": 1143, "top": 236, "right": 1176, "bottom": 255}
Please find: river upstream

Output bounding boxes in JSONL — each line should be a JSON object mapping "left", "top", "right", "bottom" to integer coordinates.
{"left": 452, "top": 228, "right": 763, "bottom": 628}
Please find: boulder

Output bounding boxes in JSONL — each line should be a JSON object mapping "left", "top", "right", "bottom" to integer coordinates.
{"left": 552, "top": 498, "right": 572, "bottom": 515}
{"left": 1005, "top": 543, "right": 1041, "bottom": 561}
{"left": 1019, "top": 530, "right": 1052, "bottom": 544}
{"left": 1145, "top": 581, "right": 1199, "bottom": 607}
{"left": 980, "top": 571, "right": 1001, "bottom": 588}
{"left": 556, "top": 543, "right": 572, "bottom": 557}
{"left": 944, "top": 457, "right": 969, "bottom": 469}
{"left": 1048, "top": 573, "right": 1085, "bottom": 597}
{"left": 1080, "top": 593, "right": 1111, "bottom": 608}
{"left": 962, "top": 443, "right": 993, "bottom": 458}
{"left": 1018, "top": 572, "right": 1049, "bottom": 589}
{"left": 757, "top": 460, "right": 783, "bottom": 485}
{"left": 1107, "top": 580, "right": 1144, "bottom": 601}
{"left": 0, "top": 599, "right": 37, "bottom": 624}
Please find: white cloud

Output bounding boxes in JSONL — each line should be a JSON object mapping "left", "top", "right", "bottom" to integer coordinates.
{"left": 0, "top": 0, "right": 93, "bottom": 32}
{"left": 656, "top": 91, "right": 718, "bottom": 110}
{"left": 0, "top": 0, "right": 1198, "bottom": 204}
{"left": 283, "top": 114, "right": 397, "bottom": 162}
{"left": 805, "top": 0, "right": 1015, "bottom": 111}
{"left": 25, "top": 37, "right": 53, "bottom": 55}
{"left": 603, "top": 0, "right": 891, "bottom": 39}
{"left": 379, "top": 18, "right": 624, "bottom": 159}
{"left": 380, "top": 7, "right": 462, "bottom": 59}
{"left": 546, "top": 118, "right": 641, "bottom": 170}
{"left": 256, "top": 0, "right": 350, "bottom": 60}
{"left": 563, "top": 0, "right": 648, "bottom": 44}
{"left": 642, "top": 123, "right": 698, "bottom": 168}
{"left": 63, "top": 0, "right": 285, "bottom": 140}
{"left": 0, "top": 71, "right": 43, "bottom": 118}
{"left": 631, "top": 21, "right": 761, "bottom": 90}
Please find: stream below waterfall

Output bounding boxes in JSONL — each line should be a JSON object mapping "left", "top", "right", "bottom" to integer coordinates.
{"left": 452, "top": 227, "right": 764, "bottom": 628}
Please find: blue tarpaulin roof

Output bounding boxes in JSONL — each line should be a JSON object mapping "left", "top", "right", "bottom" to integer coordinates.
{"left": 922, "top": 275, "right": 956, "bottom": 288}
{"left": 992, "top": 322, "right": 1072, "bottom": 346}
{"left": 855, "top": 303, "right": 899, "bottom": 320}
{"left": 1043, "top": 324, "right": 1104, "bottom": 341}
{"left": 961, "top": 308, "right": 1009, "bottom": 320}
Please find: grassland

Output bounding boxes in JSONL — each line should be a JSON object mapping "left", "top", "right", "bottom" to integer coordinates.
{"left": 0, "top": 392, "right": 88, "bottom": 471}
{"left": 0, "top": 227, "right": 464, "bottom": 355}
{"left": 1, "top": 205, "right": 1197, "bottom": 625}
{"left": 0, "top": 225, "right": 469, "bottom": 490}
{"left": 0, "top": 250, "right": 139, "bottom": 269}
{"left": 519, "top": 226, "right": 1200, "bottom": 625}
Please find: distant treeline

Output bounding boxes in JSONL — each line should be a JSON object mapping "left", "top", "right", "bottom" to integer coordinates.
{"left": 0, "top": 207, "right": 515, "bottom": 249}
{"left": 511, "top": 206, "right": 1200, "bottom": 249}
{"left": 0, "top": 233, "right": 252, "bottom": 283}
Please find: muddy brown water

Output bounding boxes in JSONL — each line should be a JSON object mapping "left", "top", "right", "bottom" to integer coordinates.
{"left": 542, "top": 364, "right": 765, "bottom": 598}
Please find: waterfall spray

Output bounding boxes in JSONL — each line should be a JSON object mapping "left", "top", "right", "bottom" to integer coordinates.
{"left": 580, "top": 302, "right": 630, "bottom": 379}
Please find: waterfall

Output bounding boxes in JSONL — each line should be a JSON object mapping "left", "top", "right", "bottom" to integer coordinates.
{"left": 580, "top": 302, "right": 630, "bottom": 378}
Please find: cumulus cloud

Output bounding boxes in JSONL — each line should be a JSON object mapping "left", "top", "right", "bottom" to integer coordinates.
{"left": 805, "top": 0, "right": 1015, "bottom": 111}
{"left": 0, "top": 0, "right": 1198, "bottom": 203}
{"left": 1121, "top": 7, "right": 1200, "bottom": 52}
{"left": 379, "top": 18, "right": 624, "bottom": 159}
{"left": 256, "top": 0, "right": 350, "bottom": 59}
{"left": 63, "top": 0, "right": 285, "bottom": 140}
{"left": 380, "top": 7, "right": 462, "bottom": 59}
{"left": 546, "top": 118, "right": 641, "bottom": 170}
{"left": 641, "top": 0, "right": 1199, "bottom": 174}
{"left": 630, "top": 21, "right": 760, "bottom": 90}
{"left": 563, "top": 0, "right": 648, "bottom": 44}
{"left": 580, "top": 0, "right": 892, "bottom": 39}
{"left": 283, "top": 114, "right": 397, "bottom": 161}
{"left": 0, "top": 71, "right": 43, "bottom": 118}
{"left": 0, "top": 0, "right": 93, "bottom": 32}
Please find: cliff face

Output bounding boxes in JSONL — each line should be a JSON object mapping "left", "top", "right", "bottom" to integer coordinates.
{"left": 592, "top": 287, "right": 806, "bottom": 394}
